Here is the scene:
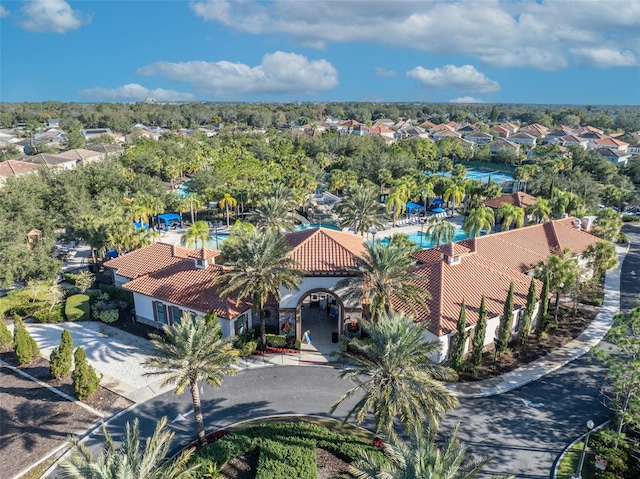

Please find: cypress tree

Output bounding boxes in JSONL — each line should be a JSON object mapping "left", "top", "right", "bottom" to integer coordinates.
{"left": 50, "top": 329, "right": 74, "bottom": 379}
{"left": 519, "top": 278, "right": 536, "bottom": 347}
{"left": 13, "top": 316, "right": 40, "bottom": 365}
{"left": 450, "top": 299, "right": 468, "bottom": 372}
{"left": 0, "top": 320, "right": 12, "bottom": 351}
{"left": 72, "top": 346, "right": 101, "bottom": 400}
{"left": 496, "top": 282, "right": 514, "bottom": 355}
{"left": 471, "top": 295, "right": 487, "bottom": 367}
{"left": 536, "top": 272, "right": 550, "bottom": 337}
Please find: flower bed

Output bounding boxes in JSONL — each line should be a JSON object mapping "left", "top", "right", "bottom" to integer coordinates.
{"left": 252, "top": 346, "right": 299, "bottom": 355}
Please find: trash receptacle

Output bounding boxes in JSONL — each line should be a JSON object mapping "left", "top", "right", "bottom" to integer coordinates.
{"left": 332, "top": 331, "right": 339, "bottom": 343}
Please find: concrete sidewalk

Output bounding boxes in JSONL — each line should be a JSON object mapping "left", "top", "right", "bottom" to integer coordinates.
{"left": 446, "top": 242, "right": 629, "bottom": 398}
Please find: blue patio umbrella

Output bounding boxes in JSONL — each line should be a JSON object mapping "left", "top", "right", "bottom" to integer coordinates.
{"left": 432, "top": 207, "right": 446, "bottom": 213}
{"left": 432, "top": 198, "right": 445, "bottom": 205}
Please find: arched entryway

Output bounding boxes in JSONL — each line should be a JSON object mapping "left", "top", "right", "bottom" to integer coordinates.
{"left": 296, "top": 289, "right": 343, "bottom": 353}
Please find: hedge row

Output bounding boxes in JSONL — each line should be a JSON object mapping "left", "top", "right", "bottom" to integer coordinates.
{"left": 191, "top": 421, "right": 383, "bottom": 479}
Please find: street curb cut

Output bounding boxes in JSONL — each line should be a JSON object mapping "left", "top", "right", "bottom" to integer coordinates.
{"left": 551, "top": 420, "right": 610, "bottom": 479}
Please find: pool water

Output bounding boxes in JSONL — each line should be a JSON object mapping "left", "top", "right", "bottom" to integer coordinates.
{"left": 380, "top": 225, "right": 483, "bottom": 250}
{"left": 428, "top": 167, "right": 514, "bottom": 184}
{"left": 204, "top": 234, "right": 230, "bottom": 249}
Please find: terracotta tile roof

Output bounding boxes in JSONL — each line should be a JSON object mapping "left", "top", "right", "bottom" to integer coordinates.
{"left": 484, "top": 192, "right": 537, "bottom": 209}
{"left": 400, "top": 256, "right": 540, "bottom": 335}
{"left": 407, "top": 218, "right": 600, "bottom": 335}
{"left": 0, "top": 160, "right": 41, "bottom": 178}
{"left": 122, "top": 261, "right": 250, "bottom": 319}
{"left": 104, "top": 242, "right": 220, "bottom": 280}
{"left": 285, "top": 228, "right": 366, "bottom": 274}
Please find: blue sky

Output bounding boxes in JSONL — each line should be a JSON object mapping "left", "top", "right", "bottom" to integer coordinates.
{"left": 1, "top": 0, "right": 639, "bottom": 105}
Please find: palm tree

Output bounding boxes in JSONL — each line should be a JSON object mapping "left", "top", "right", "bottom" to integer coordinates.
{"left": 219, "top": 192, "right": 237, "bottom": 226}
{"left": 349, "top": 423, "right": 513, "bottom": 479}
{"left": 514, "top": 164, "right": 539, "bottom": 193}
{"left": 444, "top": 183, "right": 465, "bottom": 217}
{"left": 526, "top": 198, "right": 551, "bottom": 224}
{"left": 584, "top": 241, "right": 618, "bottom": 279}
{"left": 386, "top": 183, "right": 409, "bottom": 227}
{"left": 143, "top": 316, "right": 239, "bottom": 446}
{"left": 498, "top": 203, "right": 524, "bottom": 231}
{"left": 592, "top": 207, "right": 623, "bottom": 242}
{"left": 335, "top": 241, "right": 429, "bottom": 322}
{"left": 425, "top": 217, "right": 456, "bottom": 247}
{"left": 251, "top": 184, "right": 298, "bottom": 232}
{"left": 330, "top": 313, "right": 457, "bottom": 435}
{"left": 535, "top": 247, "right": 579, "bottom": 322}
{"left": 180, "top": 220, "right": 211, "bottom": 249}
{"left": 60, "top": 417, "right": 197, "bottom": 479}
{"left": 216, "top": 230, "right": 306, "bottom": 348}
{"left": 336, "top": 185, "right": 386, "bottom": 235}
{"left": 463, "top": 206, "right": 495, "bottom": 238}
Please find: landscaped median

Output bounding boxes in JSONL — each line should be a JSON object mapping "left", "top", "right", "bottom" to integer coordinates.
{"left": 185, "top": 417, "right": 382, "bottom": 479}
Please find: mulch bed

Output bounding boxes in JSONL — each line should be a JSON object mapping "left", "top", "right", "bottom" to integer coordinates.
{"left": 0, "top": 351, "right": 133, "bottom": 417}
{"left": 217, "top": 448, "right": 351, "bottom": 479}
{"left": 458, "top": 304, "right": 599, "bottom": 381}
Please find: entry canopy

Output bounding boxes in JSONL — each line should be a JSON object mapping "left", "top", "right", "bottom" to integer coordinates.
{"left": 157, "top": 213, "right": 183, "bottom": 231}
{"left": 405, "top": 202, "right": 424, "bottom": 213}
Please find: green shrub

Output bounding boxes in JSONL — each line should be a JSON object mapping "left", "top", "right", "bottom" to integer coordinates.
{"left": 72, "top": 346, "right": 101, "bottom": 400}
{"left": 0, "top": 288, "right": 47, "bottom": 318}
{"left": 265, "top": 334, "right": 286, "bottom": 348}
{"left": 13, "top": 316, "right": 40, "bottom": 365}
{"left": 32, "top": 303, "right": 65, "bottom": 323}
{"left": 0, "top": 320, "right": 12, "bottom": 351}
{"left": 64, "top": 272, "right": 79, "bottom": 285}
{"left": 50, "top": 329, "right": 73, "bottom": 379}
{"left": 65, "top": 294, "right": 90, "bottom": 321}
{"left": 98, "top": 284, "right": 133, "bottom": 305}
{"left": 622, "top": 215, "right": 640, "bottom": 223}
{"left": 94, "top": 309, "right": 119, "bottom": 323}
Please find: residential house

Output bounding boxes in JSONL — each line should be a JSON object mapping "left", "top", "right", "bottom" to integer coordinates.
{"left": 628, "top": 144, "right": 640, "bottom": 155}
{"left": 489, "top": 138, "right": 521, "bottom": 156}
{"left": 589, "top": 138, "right": 629, "bottom": 152}
{"left": 17, "top": 153, "right": 77, "bottom": 170}
{"left": 483, "top": 192, "right": 537, "bottom": 211}
{"left": 507, "top": 132, "right": 537, "bottom": 147}
{"left": 519, "top": 123, "right": 549, "bottom": 138}
{"left": 596, "top": 148, "right": 632, "bottom": 166}
{"left": 457, "top": 124, "right": 479, "bottom": 135}
{"left": 80, "top": 128, "right": 113, "bottom": 141}
{"left": 463, "top": 130, "right": 493, "bottom": 145}
{"left": 371, "top": 119, "right": 395, "bottom": 128}
{"left": 0, "top": 160, "right": 42, "bottom": 188}
{"left": 55, "top": 148, "right": 110, "bottom": 164}
{"left": 397, "top": 125, "right": 429, "bottom": 139}
{"left": 547, "top": 135, "right": 588, "bottom": 149}
{"left": 431, "top": 128, "right": 461, "bottom": 141}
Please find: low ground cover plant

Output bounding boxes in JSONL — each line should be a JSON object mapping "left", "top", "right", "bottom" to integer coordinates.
{"left": 190, "top": 420, "right": 382, "bottom": 479}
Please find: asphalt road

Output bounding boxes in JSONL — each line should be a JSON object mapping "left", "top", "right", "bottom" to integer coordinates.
{"left": 54, "top": 226, "right": 640, "bottom": 478}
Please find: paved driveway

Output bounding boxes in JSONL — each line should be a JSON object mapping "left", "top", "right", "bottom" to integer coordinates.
{"left": 26, "top": 321, "right": 169, "bottom": 402}
{"left": 620, "top": 223, "right": 640, "bottom": 314}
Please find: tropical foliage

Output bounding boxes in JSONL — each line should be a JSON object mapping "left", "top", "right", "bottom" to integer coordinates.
{"left": 144, "top": 316, "right": 239, "bottom": 445}
{"left": 330, "top": 313, "right": 458, "bottom": 435}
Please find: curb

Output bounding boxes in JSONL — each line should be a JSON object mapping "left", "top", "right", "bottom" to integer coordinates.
{"left": 551, "top": 420, "right": 610, "bottom": 479}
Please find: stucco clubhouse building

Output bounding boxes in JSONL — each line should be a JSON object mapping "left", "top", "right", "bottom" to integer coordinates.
{"left": 104, "top": 217, "right": 600, "bottom": 362}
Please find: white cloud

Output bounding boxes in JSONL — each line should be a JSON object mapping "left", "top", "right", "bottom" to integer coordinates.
{"left": 79, "top": 84, "right": 195, "bottom": 102}
{"left": 374, "top": 67, "right": 396, "bottom": 77}
{"left": 570, "top": 47, "right": 638, "bottom": 68}
{"left": 136, "top": 51, "right": 338, "bottom": 97}
{"left": 0, "top": 6, "right": 10, "bottom": 18}
{"left": 407, "top": 65, "right": 499, "bottom": 94}
{"left": 450, "top": 97, "right": 484, "bottom": 104}
{"left": 19, "top": 0, "right": 90, "bottom": 33}
{"left": 188, "top": 0, "right": 640, "bottom": 70}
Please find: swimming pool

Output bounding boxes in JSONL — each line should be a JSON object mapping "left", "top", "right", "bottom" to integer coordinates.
{"left": 199, "top": 224, "right": 338, "bottom": 249}
{"left": 428, "top": 168, "right": 514, "bottom": 184}
{"left": 379, "top": 225, "right": 483, "bottom": 249}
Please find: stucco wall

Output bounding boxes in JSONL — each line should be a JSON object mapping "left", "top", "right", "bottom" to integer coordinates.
{"left": 279, "top": 276, "right": 360, "bottom": 309}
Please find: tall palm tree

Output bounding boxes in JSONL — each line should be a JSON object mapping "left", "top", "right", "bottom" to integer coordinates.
{"left": 425, "top": 217, "right": 456, "bottom": 247}
{"left": 180, "top": 220, "right": 211, "bottom": 249}
{"left": 335, "top": 241, "right": 429, "bottom": 322}
{"left": 251, "top": 184, "right": 299, "bottom": 233}
{"left": 336, "top": 185, "right": 386, "bottom": 235}
{"left": 514, "top": 164, "right": 539, "bottom": 193}
{"left": 498, "top": 203, "right": 524, "bottom": 231}
{"left": 444, "top": 183, "right": 465, "bottom": 217}
{"left": 386, "top": 184, "right": 409, "bottom": 227}
{"left": 330, "top": 313, "right": 457, "bottom": 435}
{"left": 349, "top": 423, "right": 513, "bottom": 479}
{"left": 216, "top": 230, "right": 306, "bottom": 348}
{"left": 463, "top": 206, "right": 495, "bottom": 238}
{"left": 61, "top": 417, "right": 197, "bottom": 479}
{"left": 526, "top": 198, "right": 551, "bottom": 224}
{"left": 219, "top": 192, "right": 238, "bottom": 226}
{"left": 143, "top": 316, "right": 239, "bottom": 446}
{"left": 535, "top": 247, "right": 579, "bottom": 322}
